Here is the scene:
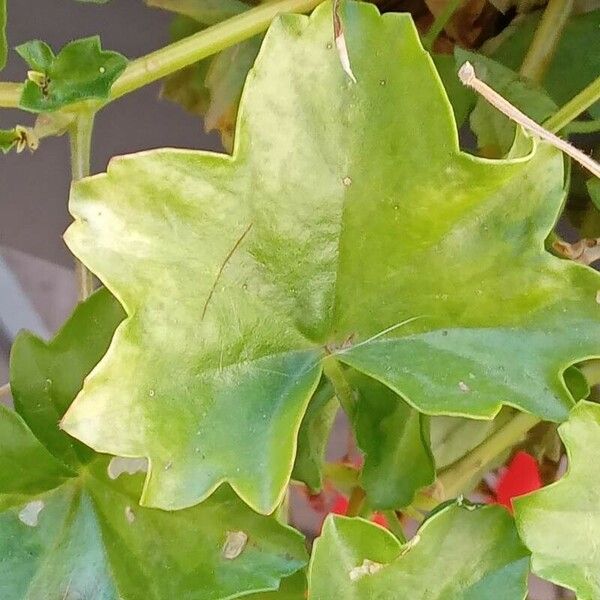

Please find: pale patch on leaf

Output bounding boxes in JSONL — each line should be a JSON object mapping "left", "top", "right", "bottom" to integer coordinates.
{"left": 222, "top": 530, "right": 248, "bottom": 559}
{"left": 348, "top": 558, "right": 384, "bottom": 581}
{"left": 18, "top": 500, "right": 44, "bottom": 527}
{"left": 107, "top": 456, "right": 148, "bottom": 480}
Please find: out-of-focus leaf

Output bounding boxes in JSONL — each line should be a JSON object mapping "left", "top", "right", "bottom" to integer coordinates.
{"left": 0, "top": 126, "right": 38, "bottom": 154}
{"left": 0, "top": 128, "right": 19, "bottom": 153}
{"left": 515, "top": 401, "right": 600, "bottom": 598}
{"left": 309, "top": 501, "right": 529, "bottom": 599}
{"left": 16, "top": 36, "right": 127, "bottom": 112}
{"left": 457, "top": 49, "right": 557, "bottom": 155}
{"left": 432, "top": 53, "right": 476, "bottom": 126}
{"left": 349, "top": 373, "right": 435, "bottom": 509}
{"left": 159, "top": 9, "right": 261, "bottom": 152}
{"left": 588, "top": 178, "right": 600, "bottom": 210}
{"left": 292, "top": 380, "right": 337, "bottom": 493}
{"left": 0, "top": 289, "right": 308, "bottom": 600}
{"left": 489, "top": 10, "right": 600, "bottom": 118}
{"left": 10, "top": 288, "right": 125, "bottom": 468}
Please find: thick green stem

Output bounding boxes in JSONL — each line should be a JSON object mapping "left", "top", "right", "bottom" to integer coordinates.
{"left": 519, "top": 0, "right": 573, "bottom": 84}
{"left": 346, "top": 486, "right": 366, "bottom": 517}
{"left": 545, "top": 76, "right": 600, "bottom": 133}
{"left": 322, "top": 356, "right": 356, "bottom": 415}
{"left": 422, "top": 0, "right": 463, "bottom": 51}
{"left": 112, "top": 0, "right": 321, "bottom": 99}
{"left": 436, "top": 412, "right": 540, "bottom": 500}
{"left": 0, "top": 82, "right": 22, "bottom": 108}
{"left": 69, "top": 111, "right": 95, "bottom": 301}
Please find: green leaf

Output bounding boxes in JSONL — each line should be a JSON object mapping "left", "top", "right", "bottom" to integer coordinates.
{"left": 16, "top": 36, "right": 127, "bottom": 112}
{"left": 10, "top": 288, "right": 125, "bottom": 468}
{"left": 62, "top": 1, "right": 600, "bottom": 515}
{"left": 0, "top": 290, "right": 307, "bottom": 600}
{"left": 432, "top": 53, "right": 476, "bottom": 127}
{"left": 349, "top": 373, "right": 434, "bottom": 509}
{"left": 514, "top": 401, "right": 600, "bottom": 598}
{"left": 0, "top": 128, "right": 19, "bottom": 153}
{"left": 291, "top": 379, "right": 337, "bottom": 493}
{"left": 308, "top": 501, "right": 529, "bottom": 599}
{"left": 588, "top": 177, "right": 600, "bottom": 211}
{"left": 246, "top": 571, "right": 306, "bottom": 599}
{"left": 0, "top": 405, "right": 74, "bottom": 496}
{"left": 456, "top": 49, "right": 557, "bottom": 156}
{"left": 0, "top": 0, "right": 6, "bottom": 71}
{"left": 490, "top": 10, "right": 600, "bottom": 119}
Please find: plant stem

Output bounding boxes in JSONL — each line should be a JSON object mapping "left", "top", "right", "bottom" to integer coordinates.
{"left": 436, "top": 412, "right": 540, "bottom": 500}
{"left": 545, "top": 76, "right": 600, "bottom": 133}
{"left": 519, "top": 0, "right": 573, "bottom": 84}
{"left": 346, "top": 486, "right": 366, "bottom": 517}
{"left": 322, "top": 356, "right": 356, "bottom": 415}
{"left": 564, "top": 119, "right": 600, "bottom": 135}
{"left": 69, "top": 111, "right": 95, "bottom": 301}
{"left": 0, "top": 382, "right": 10, "bottom": 398}
{"left": 422, "top": 0, "right": 463, "bottom": 51}
{"left": 0, "top": 82, "right": 22, "bottom": 108}
{"left": 382, "top": 510, "right": 406, "bottom": 542}
{"left": 111, "top": 0, "right": 322, "bottom": 100}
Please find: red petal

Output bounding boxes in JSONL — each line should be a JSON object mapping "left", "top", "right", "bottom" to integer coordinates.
{"left": 494, "top": 451, "right": 542, "bottom": 511}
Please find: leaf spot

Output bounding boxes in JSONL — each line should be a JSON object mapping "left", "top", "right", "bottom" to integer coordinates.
{"left": 107, "top": 456, "right": 148, "bottom": 480}
{"left": 222, "top": 530, "right": 248, "bottom": 559}
{"left": 99, "top": 66, "right": 106, "bottom": 74}
{"left": 458, "top": 381, "right": 470, "bottom": 392}
{"left": 18, "top": 500, "right": 44, "bottom": 527}
{"left": 149, "top": 389, "right": 155, "bottom": 397}
{"left": 342, "top": 176, "right": 352, "bottom": 187}
{"left": 348, "top": 558, "right": 383, "bottom": 581}
{"left": 379, "top": 79, "right": 386, "bottom": 86}
{"left": 125, "top": 505, "right": 136, "bottom": 523}
{"left": 164, "top": 461, "right": 173, "bottom": 471}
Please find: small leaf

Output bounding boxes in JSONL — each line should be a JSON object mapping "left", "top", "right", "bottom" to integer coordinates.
{"left": 10, "top": 288, "right": 125, "bottom": 468}
{"left": 309, "top": 502, "right": 529, "bottom": 598}
{"left": 514, "top": 401, "right": 600, "bottom": 598}
{"left": 0, "top": 128, "right": 19, "bottom": 153}
{"left": 292, "top": 379, "right": 337, "bottom": 493}
{"left": 0, "top": 126, "right": 38, "bottom": 154}
{"left": 349, "top": 373, "right": 435, "bottom": 509}
{"left": 0, "top": 290, "right": 308, "bottom": 600}
{"left": 456, "top": 49, "right": 557, "bottom": 156}
{"left": 16, "top": 36, "right": 127, "bottom": 112}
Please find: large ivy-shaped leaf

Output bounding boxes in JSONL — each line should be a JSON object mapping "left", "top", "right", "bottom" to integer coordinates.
{"left": 308, "top": 501, "right": 529, "bottom": 598}
{"left": 16, "top": 37, "right": 127, "bottom": 112}
{"left": 61, "top": 0, "right": 600, "bottom": 515}
{"left": 514, "top": 401, "right": 600, "bottom": 598}
{"left": 0, "top": 289, "right": 307, "bottom": 599}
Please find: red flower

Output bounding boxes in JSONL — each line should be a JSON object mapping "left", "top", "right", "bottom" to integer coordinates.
{"left": 493, "top": 451, "right": 542, "bottom": 511}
